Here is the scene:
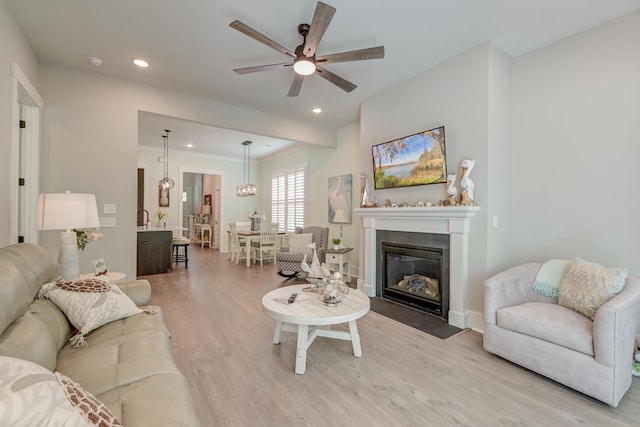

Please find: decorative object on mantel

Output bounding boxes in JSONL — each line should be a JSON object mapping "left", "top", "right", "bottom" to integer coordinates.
{"left": 459, "top": 159, "right": 475, "bottom": 206}
{"left": 317, "top": 272, "right": 349, "bottom": 306}
{"left": 446, "top": 174, "right": 458, "bottom": 206}
{"left": 360, "top": 174, "right": 377, "bottom": 207}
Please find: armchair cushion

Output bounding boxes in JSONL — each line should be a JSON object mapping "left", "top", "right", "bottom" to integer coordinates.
{"left": 558, "top": 258, "right": 627, "bottom": 320}
{"left": 288, "top": 233, "right": 312, "bottom": 254}
{"left": 497, "top": 302, "right": 594, "bottom": 356}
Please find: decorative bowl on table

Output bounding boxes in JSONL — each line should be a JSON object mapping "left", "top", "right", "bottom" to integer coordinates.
{"left": 317, "top": 272, "right": 349, "bottom": 307}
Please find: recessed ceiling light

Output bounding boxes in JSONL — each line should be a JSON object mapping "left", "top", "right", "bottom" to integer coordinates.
{"left": 312, "top": 108, "right": 322, "bottom": 113}
{"left": 88, "top": 56, "right": 103, "bottom": 67}
{"left": 186, "top": 143, "right": 194, "bottom": 148}
{"left": 132, "top": 58, "right": 149, "bottom": 68}
{"left": 264, "top": 144, "right": 271, "bottom": 148}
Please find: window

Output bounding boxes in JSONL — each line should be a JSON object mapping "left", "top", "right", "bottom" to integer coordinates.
{"left": 271, "top": 165, "right": 306, "bottom": 232}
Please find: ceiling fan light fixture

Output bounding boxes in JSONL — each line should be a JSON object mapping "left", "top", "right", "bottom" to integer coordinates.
{"left": 293, "top": 58, "right": 316, "bottom": 76}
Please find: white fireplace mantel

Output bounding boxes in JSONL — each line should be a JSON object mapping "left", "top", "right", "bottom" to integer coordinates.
{"left": 354, "top": 206, "right": 479, "bottom": 329}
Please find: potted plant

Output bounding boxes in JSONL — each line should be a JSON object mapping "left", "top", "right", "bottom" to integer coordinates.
{"left": 155, "top": 209, "right": 167, "bottom": 227}
{"left": 332, "top": 238, "right": 341, "bottom": 250}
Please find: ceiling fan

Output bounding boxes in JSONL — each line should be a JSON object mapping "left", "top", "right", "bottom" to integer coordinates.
{"left": 229, "top": 1, "right": 384, "bottom": 97}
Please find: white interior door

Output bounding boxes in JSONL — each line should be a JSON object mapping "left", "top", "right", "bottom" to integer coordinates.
{"left": 10, "top": 62, "right": 42, "bottom": 245}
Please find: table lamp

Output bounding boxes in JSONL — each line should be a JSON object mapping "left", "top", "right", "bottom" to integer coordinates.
{"left": 332, "top": 208, "right": 350, "bottom": 247}
{"left": 37, "top": 191, "right": 100, "bottom": 280}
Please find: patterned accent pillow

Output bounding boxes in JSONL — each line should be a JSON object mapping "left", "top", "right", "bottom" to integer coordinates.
{"left": 288, "top": 233, "right": 313, "bottom": 254}
{"left": 0, "top": 356, "right": 122, "bottom": 426}
{"left": 558, "top": 258, "right": 628, "bottom": 320}
{"left": 39, "top": 278, "right": 142, "bottom": 347}
{"left": 55, "top": 372, "right": 122, "bottom": 426}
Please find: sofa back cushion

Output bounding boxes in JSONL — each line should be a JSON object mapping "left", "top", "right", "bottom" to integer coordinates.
{"left": 0, "top": 243, "right": 61, "bottom": 335}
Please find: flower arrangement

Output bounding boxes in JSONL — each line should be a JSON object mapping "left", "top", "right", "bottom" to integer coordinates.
{"left": 74, "top": 228, "right": 103, "bottom": 251}
{"left": 156, "top": 209, "right": 167, "bottom": 221}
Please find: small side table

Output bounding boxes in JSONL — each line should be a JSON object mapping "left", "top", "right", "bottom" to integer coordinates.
{"left": 80, "top": 272, "right": 127, "bottom": 283}
{"left": 324, "top": 247, "right": 353, "bottom": 283}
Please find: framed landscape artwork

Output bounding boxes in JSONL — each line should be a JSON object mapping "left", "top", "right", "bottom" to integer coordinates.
{"left": 372, "top": 126, "right": 447, "bottom": 190}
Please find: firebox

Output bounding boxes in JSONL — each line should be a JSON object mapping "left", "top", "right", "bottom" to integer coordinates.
{"left": 377, "top": 231, "right": 450, "bottom": 319}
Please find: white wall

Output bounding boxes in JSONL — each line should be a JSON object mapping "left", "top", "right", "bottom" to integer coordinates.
{"left": 0, "top": 1, "right": 39, "bottom": 246}
{"left": 259, "top": 122, "right": 362, "bottom": 268}
{"left": 38, "top": 63, "right": 337, "bottom": 279}
{"left": 358, "top": 10, "right": 640, "bottom": 327}
{"left": 509, "top": 11, "right": 640, "bottom": 274}
{"left": 360, "top": 43, "right": 497, "bottom": 321}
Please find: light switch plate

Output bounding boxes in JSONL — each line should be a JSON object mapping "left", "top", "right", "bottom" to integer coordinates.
{"left": 103, "top": 204, "right": 116, "bottom": 214}
{"left": 100, "top": 217, "right": 116, "bottom": 228}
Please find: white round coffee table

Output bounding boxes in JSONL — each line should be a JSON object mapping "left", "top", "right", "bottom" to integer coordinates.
{"left": 261, "top": 284, "right": 370, "bottom": 374}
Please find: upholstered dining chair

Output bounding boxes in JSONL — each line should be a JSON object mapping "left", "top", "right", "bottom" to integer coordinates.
{"left": 228, "top": 223, "right": 248, "bottom": 265}
{"left": 251, "top": 227, "right": 278, "bottom": 266}
{"left": 276, "top": 226, "right": 329, "bottom": 278}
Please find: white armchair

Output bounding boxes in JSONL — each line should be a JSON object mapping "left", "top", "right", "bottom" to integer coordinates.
{"left": 483, "top": 262, "right": 640, "bottom": 407}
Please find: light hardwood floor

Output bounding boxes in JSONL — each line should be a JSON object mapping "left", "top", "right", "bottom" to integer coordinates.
{"left": 142, "top": 246, "right": 640, "bottom": 426}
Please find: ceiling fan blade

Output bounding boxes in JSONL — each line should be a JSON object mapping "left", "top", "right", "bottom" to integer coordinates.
{"left": 229, "top": 20, "right": 295, "bottom": 58}
{"left": 303, "top": 2, "right": 336, "bottom": 58}
{"left": 317, "top": 46, "right": 385, "bottom": 65}
{"left": 315, "top": 66, "right": 357, "bottom": 93}
{"left": 287, "top": 74, "right": 304, "bottom": 97}
{"left": 233, "top": 63, "right": 293, "bottom": 75}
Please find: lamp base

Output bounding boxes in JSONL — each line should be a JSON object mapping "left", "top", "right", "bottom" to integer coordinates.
{"left": 58, "top": 231, "right": 80, "bottom": 280}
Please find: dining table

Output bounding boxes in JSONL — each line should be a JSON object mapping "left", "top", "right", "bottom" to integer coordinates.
{"left": 235, "top": 229, "right": 288, "bottom": 267}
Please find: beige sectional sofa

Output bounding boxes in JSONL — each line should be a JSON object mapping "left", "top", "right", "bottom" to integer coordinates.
{"left": 0, "top": 243, "right": 200, "bottom": 426}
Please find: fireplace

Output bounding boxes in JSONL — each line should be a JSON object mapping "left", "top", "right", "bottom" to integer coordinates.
{"left": 378, "top": 231, "right": 450, "bottom": 319}
{"left": 354, "top": 206, "right": 478, "bottom": 329}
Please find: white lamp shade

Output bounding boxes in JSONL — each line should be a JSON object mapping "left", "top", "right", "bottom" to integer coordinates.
{"left": 333, "top": 208, "right": 350, "bottom": 224}
{"left": 37, "top": 192, "right": 100, "bottom": 231}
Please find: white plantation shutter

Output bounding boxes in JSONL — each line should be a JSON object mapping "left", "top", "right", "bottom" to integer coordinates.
{"left": 271, "top": 165, "right": 306, "bottom": 232}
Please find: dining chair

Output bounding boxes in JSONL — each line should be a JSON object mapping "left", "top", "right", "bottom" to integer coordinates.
{"left": 251, "top": 228, "right": 278, "bottom": 267}
{"left": 229, "top": 223, "right": 248, "bottom": 265}
{"left": 260, "top": 222, "right": 279, "bottom": 232}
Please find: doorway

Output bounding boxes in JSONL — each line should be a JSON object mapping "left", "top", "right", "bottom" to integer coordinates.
{"left": 180, "top": 169, "right": 223, "bottom": 249}
{"left": 9, "top": 62, "right": 42, "bottom": 245}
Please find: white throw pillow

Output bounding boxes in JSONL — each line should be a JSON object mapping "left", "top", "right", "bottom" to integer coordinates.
{"left": 0, "top": 356, "right": 122, "bottom": 426}
{"left": 39, "top": 278, "right": 142, "bottom": 347}
{"left": 288, "top": 233, "right": 313, "bottom": 254}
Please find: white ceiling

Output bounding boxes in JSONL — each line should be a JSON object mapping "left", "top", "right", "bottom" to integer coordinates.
{"left": 7, "top": 0, "right": 640, "bottom": 159}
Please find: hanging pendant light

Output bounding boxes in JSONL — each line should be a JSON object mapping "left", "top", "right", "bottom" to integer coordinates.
{"left": 158, "top": 129, "right": 174, "bottom": 190}
{"left": 236, "top": 140, "right": 256, "bottom": 197}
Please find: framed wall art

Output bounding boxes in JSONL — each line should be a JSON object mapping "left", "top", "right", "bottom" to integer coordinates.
{"left": 159, "top": 186, "right": 170, "bottom": 207}
{"left": 328, "top": 174, "right": 352, "bottom": 224}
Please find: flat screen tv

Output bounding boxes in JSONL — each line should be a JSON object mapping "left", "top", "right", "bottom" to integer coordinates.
{"left": 372, "top": 126, "right": 447, "bottom": 190}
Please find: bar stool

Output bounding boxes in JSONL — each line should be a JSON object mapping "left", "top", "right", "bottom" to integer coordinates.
{"left": 172, "top": 237, "right": 190, "bottom": 268}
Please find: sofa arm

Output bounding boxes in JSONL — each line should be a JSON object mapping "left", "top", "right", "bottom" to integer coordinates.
{"left": 593, "top": 276, "right": 640, "bottom": 367}
{"left": 116, "top": 279, "right": 151, "bottom": 306}
{"left": 483, "top": 263, "right": 548, "bottom": 325}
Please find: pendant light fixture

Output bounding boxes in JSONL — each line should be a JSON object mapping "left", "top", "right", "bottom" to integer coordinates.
{"left": 236, "top": 140, "right": 256, "bottom": 197}
{"left": 158, "top": 129, "right": 174, "bottom": 190}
